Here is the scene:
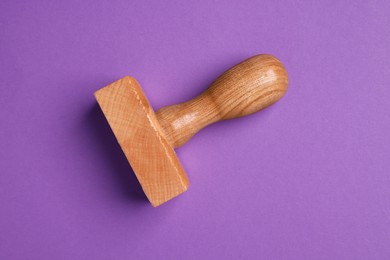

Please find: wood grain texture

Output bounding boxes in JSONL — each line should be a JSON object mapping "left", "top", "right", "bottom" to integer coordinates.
{"left": 156, "top": 54, "right": 288, "bottom": 148}
{"left": 94, "top": 54, "right": 288, "bottom": 207}
{"left": 94, "top": 77, "right": 188, "bottom": 207}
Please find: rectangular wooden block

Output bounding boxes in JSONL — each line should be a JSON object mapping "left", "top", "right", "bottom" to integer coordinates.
{"left": 94, "top": 76, "right": 189, "bottom": 207}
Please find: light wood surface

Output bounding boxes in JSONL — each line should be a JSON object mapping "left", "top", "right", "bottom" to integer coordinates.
{"left": 95, "top": 54, "right": 288, "bottom": 207}
{"left": 94, "top": 77, "right": 189, "bottom": 207}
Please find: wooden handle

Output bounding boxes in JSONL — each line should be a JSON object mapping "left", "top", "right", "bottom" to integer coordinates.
{"left": 156, "top": 54, "right": 288, "bottom": 148}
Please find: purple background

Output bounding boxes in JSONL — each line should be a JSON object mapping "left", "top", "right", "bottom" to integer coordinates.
{"left": 1, "top": 0, "right": 390, "bottom": 259}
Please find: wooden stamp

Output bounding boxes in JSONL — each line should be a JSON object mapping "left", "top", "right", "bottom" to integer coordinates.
{"left": 94, "top": 54, "right": 288, "bottom": 207}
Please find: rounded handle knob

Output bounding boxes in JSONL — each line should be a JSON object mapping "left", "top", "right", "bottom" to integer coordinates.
{"left": 156, "top": 54, "right": 288, "bottom": 148}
